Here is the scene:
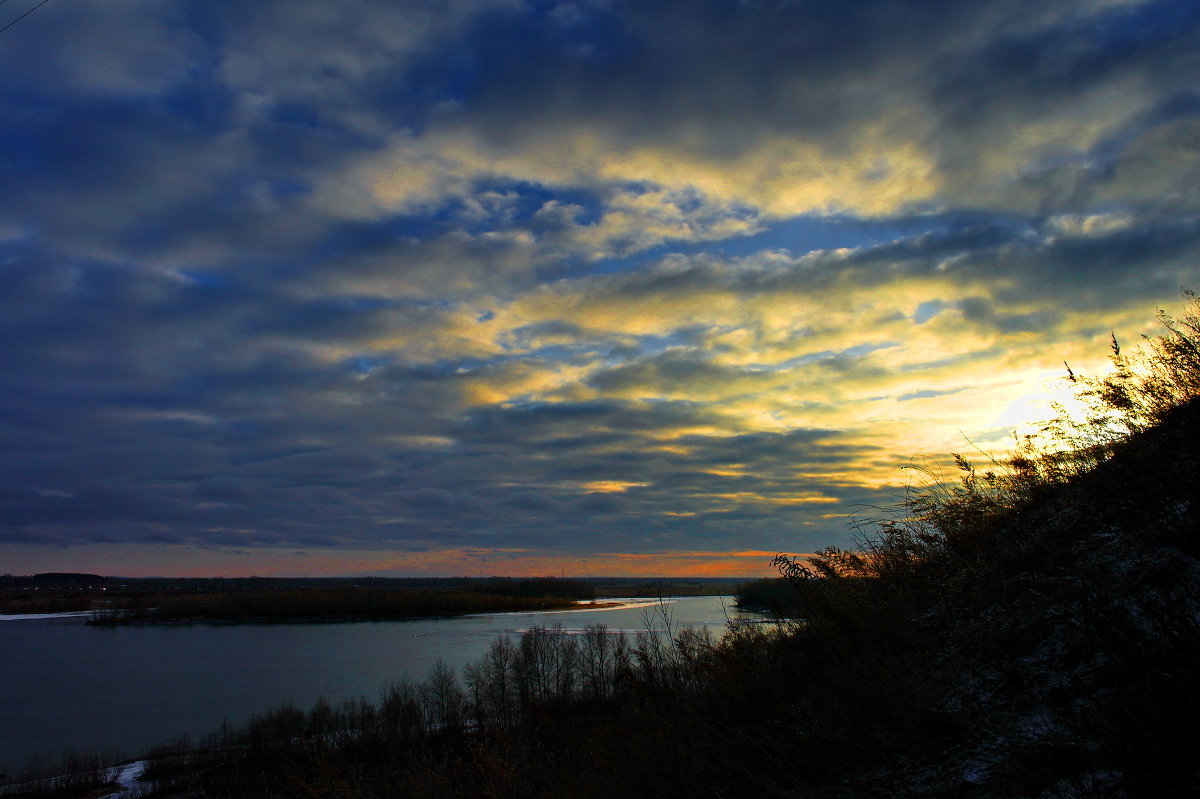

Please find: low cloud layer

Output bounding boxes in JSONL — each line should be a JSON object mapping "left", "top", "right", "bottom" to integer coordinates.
{"left": 1, "top": 0, "right": 1198, "bottom": 576}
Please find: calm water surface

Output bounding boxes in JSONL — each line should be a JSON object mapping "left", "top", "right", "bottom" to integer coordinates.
{"left": 0, "top": 596, "right": 752, "bottom": 774}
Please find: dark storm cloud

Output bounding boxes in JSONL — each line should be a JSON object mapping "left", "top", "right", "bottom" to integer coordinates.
{"left": 411, "top": 0, "right": 1200, "bottom": 207}
{"left": 931, "top": 0, "right": 1200, "bottom": 127}
{"left": 577, "top": 208, "right": 1200, "bottom": 316}
{"left": 454, "top": 0, "right": 971, "bottom": 146}
{"left": 455, "top": 399, "right": 715, "bottom": 446}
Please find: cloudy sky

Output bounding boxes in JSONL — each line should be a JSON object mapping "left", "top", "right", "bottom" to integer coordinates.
{"left": 2, "top": 0, "right": 1198, "bottom": 577}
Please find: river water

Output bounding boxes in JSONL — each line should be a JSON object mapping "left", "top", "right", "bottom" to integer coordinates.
{"left": 0, "top": 596, "right": 752, "bottom": 775}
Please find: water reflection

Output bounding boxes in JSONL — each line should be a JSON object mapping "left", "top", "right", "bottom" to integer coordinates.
{"left": 0, "top": 596, "right": 754, "bottom": 773}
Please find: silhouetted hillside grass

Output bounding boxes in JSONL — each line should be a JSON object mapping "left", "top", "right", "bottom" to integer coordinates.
{"left": 764, "top": 291, "right": 1200, "bottom": 795}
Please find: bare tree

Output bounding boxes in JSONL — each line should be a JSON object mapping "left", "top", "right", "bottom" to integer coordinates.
{"left": 465, "top": 635, "right": 520, "bottom": 729}
{"left": 580, "top": 623, "right": 618, "bottom": 701}
{"left": 380, "top": 678, "right": 426, "bottom": 742}
{"left": 421, "top": 660, "right": 465, "bottom": 733}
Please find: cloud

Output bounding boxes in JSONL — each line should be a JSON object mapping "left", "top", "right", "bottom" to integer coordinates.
{"left": 308, "top": 0, "right": 1198, "bottom": 225}
{"left": 1, "top": 0, "right": 1199, "bottom": 574}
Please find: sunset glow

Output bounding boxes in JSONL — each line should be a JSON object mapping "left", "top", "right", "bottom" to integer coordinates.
{"left": 1, "top": 0, "right": 1198, "bottom": 577}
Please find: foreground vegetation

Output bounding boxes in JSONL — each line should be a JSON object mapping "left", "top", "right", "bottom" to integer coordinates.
{"left": 12, "top": 294, "right": 1200, "bottom": 797}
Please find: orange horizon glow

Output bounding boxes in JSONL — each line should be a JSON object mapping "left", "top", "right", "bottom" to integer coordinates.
{"left": 1, "top": 544, "right": 810, "bottom": 580}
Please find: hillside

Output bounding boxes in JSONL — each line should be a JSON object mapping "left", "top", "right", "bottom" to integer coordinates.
{"left": 759, "top": 394, "right": 1200, "bottom": 796}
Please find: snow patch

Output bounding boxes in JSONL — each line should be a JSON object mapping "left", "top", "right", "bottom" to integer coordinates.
{"left": 465, "top": 598, "right": 678, "bottom": 617}
{"left": 97, "top": 760, "right": 146, "bottom": 799}
{"left": 0, "top": 611, "right": 94, "bottom": 621}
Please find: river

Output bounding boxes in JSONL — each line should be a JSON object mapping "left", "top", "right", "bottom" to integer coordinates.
{"left": 0, "top": 596, "right": 753, "bottom": 775}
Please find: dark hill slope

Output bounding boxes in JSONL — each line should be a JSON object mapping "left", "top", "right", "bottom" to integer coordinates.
{"left": 757, "top": 398, "right": 1200, "bottom": 797}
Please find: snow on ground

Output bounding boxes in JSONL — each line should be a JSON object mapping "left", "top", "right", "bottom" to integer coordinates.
{"left": 468, "top": 598, "right": 678, "bottom": 617}
{"left": 97, "top": 760, "right": 146, "bottom": 799}
{"left": 0, "top": 611, "right": 94, "bottom": 621}
{"left": 0, "top": 761, "right": 145, "bottom": 798}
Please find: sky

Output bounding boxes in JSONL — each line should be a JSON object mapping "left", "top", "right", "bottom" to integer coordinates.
{"left": 1, "top": 0, "right": 1199, "bottom": 578}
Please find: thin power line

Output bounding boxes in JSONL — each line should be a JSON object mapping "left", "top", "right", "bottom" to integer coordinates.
{"left": 0, "top": 0, "right": 53, "bottom": 35}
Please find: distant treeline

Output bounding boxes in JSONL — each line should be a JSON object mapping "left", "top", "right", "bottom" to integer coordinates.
{"left": 1, "top": 576, "right": 597, "bottom": 617}
{"left": 1, "top": 576, "right": 754, "bottom": 616}
{"left": 2, "top": 576, "right": 764, "bottom": 618}
{"left": 87, "top": 588, "right": 589, "bottom": 625}
{"left": 1, "top": 574, "right": 594, "bottom": 595}
{"left": 474, "top": 577, "right": 593, "bottom": 599}
{"left": 0, "top": 574, "right": 749, "bottom": 593}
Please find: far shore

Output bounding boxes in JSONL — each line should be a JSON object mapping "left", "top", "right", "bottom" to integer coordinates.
{"left": 0, "top": 598, "right": 643, "bottom": 625}
{"left": 85, "top": 589, "right": 589, "bottom": 626}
